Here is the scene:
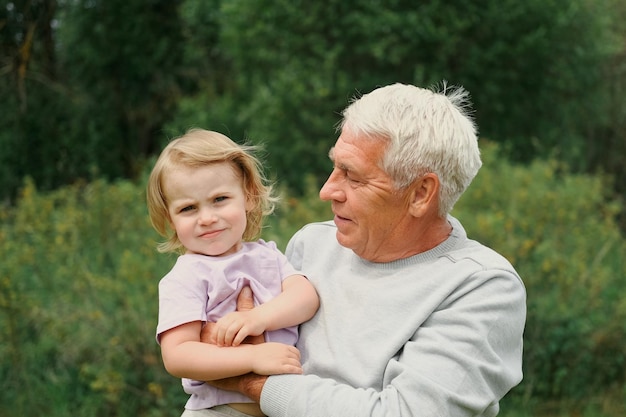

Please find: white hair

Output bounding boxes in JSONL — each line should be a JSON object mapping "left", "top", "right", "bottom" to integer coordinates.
{"left": 339, "top": 82, "right": 482, "bottom": 216}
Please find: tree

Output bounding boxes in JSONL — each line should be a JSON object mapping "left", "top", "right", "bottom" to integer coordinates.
{"left": 1, "top": 0, "right": 621, "bottom": 206}
{"left": 168, "top": 0, "right": 616, "bottom": 194}
{"left": 0, "top": 0, "right": 68, "bottom": 201}
{"left": 57, "top": 0, "right": 185, "bottom": 176}
{"left": 0, "top": 0, "right": 188, "bottom": 202}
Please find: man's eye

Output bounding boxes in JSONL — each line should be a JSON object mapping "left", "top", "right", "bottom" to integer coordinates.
{"left": 340, "top": 169, "right": 361, "bottom": 184}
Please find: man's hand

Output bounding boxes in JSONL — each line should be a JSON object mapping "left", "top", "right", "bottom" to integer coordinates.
{"left": 200, "top": 286, "right": 265, "bottom": 345}
{"left": 209, "top": 373, "right": 269, "bottom": 403}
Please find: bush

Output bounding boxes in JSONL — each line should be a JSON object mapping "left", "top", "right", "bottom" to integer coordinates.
{"left": 0, "top": 178, "right": 181, "bottom": 416}
{"left": 453, "top": 143, "right": 626, "bottom": 411}
{"left": 263, "top": 175, "right": 333, "bottom": 250}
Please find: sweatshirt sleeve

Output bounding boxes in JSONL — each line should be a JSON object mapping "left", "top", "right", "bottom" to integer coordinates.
{"left": 259, "top": 267, "right": 526, "bottom": 417}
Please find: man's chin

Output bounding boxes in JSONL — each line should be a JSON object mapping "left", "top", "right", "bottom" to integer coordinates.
{"left": 335, "top": 231, "right": 354, "bottom": 250}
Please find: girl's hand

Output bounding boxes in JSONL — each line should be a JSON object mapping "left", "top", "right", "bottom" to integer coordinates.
{"left": 215, "top": 310, "right": 266, "bottom": 346}
{"left": 200, "top": 286, "right": 265, "bottom": 345}
{"left": 250, "top": 342, "right": 302, "bottom": 375}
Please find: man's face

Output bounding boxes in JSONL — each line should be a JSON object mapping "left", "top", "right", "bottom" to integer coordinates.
{"left": 319, "top": 128, "right": 413, "bottom": 262}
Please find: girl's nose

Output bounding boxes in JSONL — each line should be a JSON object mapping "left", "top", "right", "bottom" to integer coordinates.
{"left": 198, "top": 207, "right": 217, "bottom": 225}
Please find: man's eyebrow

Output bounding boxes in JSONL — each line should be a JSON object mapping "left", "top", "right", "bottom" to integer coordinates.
{"left": 328, "top": 148, "right": 353, "bottom": 173}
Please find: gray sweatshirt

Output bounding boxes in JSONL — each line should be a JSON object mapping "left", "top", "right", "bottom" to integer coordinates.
{"left": 261, "top": 216, "right": 526, "bottom": 417}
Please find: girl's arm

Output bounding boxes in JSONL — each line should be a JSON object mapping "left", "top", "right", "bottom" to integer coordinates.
{"left": 160, "top": 320, "right": 302, "bottom": 381}
{"left": 262, "top": 274, "right": 320, "bottom": 329}
{"left": 215, "top": 275, "right": 320, "bottom": 346}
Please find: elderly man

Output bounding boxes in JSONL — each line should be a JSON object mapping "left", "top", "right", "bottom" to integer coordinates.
{"left": 206, "top": 82, "right": 526, "bottom": 417}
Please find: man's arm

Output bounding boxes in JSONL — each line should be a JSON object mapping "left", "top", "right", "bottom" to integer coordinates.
{"left": 257, "top": 270, "right": 526, "bottom": 417}
{"left": 205, "top": 373, "right": 267, "bottom": 403}
{"left": 201, "top": 286, "right": 270, "bottom": 401}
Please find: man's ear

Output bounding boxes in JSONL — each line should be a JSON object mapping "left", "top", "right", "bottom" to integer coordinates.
{"left": 407, "top": 173, "right": 439, "bottom": 217}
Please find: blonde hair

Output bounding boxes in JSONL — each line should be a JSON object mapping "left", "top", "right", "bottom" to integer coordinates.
{"left": 146, "top": 129, "right": 277, "bottom": 254}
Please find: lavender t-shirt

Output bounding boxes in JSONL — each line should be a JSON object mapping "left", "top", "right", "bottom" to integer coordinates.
{"left": 156, "top": 239, "right": 300, "bottom": 410}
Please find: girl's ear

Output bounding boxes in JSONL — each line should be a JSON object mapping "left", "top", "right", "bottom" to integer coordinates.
{"left": 165, "top": 208, "right": 174, "bottom": 228}
{"left": 245, "top": 196, "right": 256, "bottom": 212}
{"left": 407, "top": 173, "right": 440, "bottom": 218}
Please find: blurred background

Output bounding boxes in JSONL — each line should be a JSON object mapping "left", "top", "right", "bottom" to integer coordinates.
{"left": 1, "top": 0, "right": 625, "bottom": 416}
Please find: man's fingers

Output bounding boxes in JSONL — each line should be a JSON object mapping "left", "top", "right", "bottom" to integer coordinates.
{"left": 200, "top": 322, "right": 217, "bottom": 344}
{"left": 243, "top": 333, "right": 265, "bottom": 345}
{"left": 237, "top": 286, "right": 255, "bottom": 311}
{"left": 237, "top": 288, "right": 264, "bottom": 344}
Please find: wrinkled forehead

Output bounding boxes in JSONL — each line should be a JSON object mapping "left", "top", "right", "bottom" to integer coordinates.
{"left": 330, "top": 136, "right": 390, "bottom": 179}
{"left": 330, "top": 128, "right": 389, "bottom": 165}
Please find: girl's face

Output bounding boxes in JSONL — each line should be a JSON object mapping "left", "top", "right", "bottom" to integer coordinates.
{"left": 163, "top": 162, "right": 253, "bottom": 257}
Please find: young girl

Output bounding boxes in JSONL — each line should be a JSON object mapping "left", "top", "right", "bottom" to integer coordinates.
{"left": 147, "top": 129, "right": 319, "bottom": 417}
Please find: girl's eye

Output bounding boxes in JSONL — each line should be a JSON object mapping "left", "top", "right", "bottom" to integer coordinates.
{"left": 215, "top": 196, "right": 227, "bottom": 203}
{"left": 180, "top": 205, "right": 194, "bottom": 213}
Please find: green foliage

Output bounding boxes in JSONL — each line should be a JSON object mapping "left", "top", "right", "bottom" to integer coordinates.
{"left": 1, "top": 1, "right": 625, "bottom": 412}
{"left": 180, "top": 0, "right": 617, "bottom": 194}
{"left": 0, "top": 0, "right": 187, "bottom": 203}
{"left": 453, "top": 143, "right": 626, "bottom": 408}
{"left": 56, "top": 0, "right": 185, "bottom": 172}
{"left": 1, "top": 0, "right": 624, "bottom": 207}
{"left": 263, "top": 175, "right": 334, "bottom": 251}
{"left": 0, "top": 178, "right": 181, "bottom": 416}
{"left": 0, "top": 0, "right": 76, "bottom": 200}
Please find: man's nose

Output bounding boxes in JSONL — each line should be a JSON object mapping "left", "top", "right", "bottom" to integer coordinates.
{"left": 319, "top": 169, "right": 345, "bottom": 202}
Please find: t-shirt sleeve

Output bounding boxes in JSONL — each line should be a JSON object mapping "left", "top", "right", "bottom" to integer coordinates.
{"left": 155, "top": 261, "right": 209, "bottom": 343}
